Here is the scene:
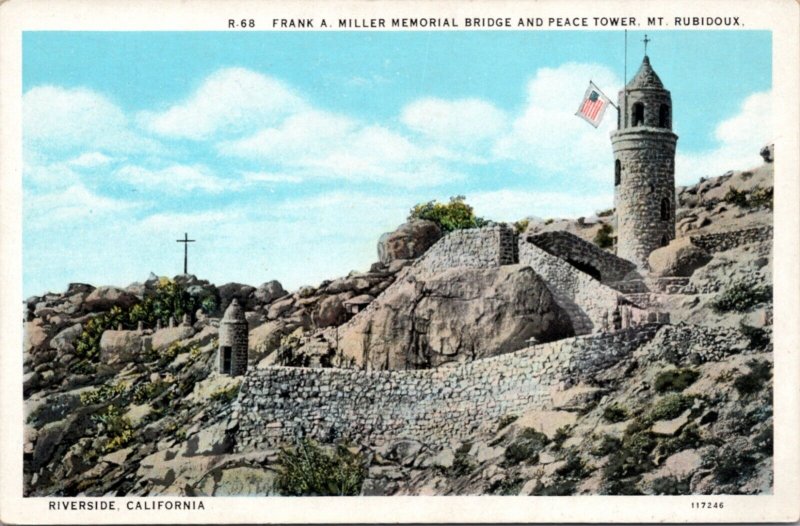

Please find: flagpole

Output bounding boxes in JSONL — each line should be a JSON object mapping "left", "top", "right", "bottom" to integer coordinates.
{"left": 623, "top": 29, "right": 628, "bottom": 128}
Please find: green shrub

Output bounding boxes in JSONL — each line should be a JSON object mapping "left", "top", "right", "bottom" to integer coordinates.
{"left": 536, "top": 451, "right": 589, "bottom": 496}
{"left": 493, "top": 477, "right": 524, "bottom": 496}
{"left": 593, "top": 224, "right": 614, "bottom": 249}
{"left": 91, "top": 405, "right": 134, "bottom": 452}
{"left": 710, "top": 281, "right": 772, "bottom": 313}
{"left": 655, "top": 423, "right": 703, "bottom": 458}
{"left": 725, "top": 185, "right": 773, "bottom": 210}
{"left": 408, "top": 195, "right": 487, "bottom": 233}
{"left": 710, "top": 446, "right": 757, "bottom": 484}
{"left": 654, "top": 368, "right": 700, "bottom": 393}
{"left": 209, "top": 384, "right": 240, "bottom": 403}
{"left": 753, "top": 424, "right": 773, "bottom": 456}
{"left": 591, "top": 435, "right": 622, "bottom": 457}
{"left": 276, "top": 439, "right": 366, "bottom": 496}
{"left": 132, "top": 381, "right": 170, "bottom": 405}
{"left": 496, "top": 415, "right": 518, "bottom": 432}
{"left": 739, "top": 322, "right": 770, "bottom": 350}
{"left": 597, "top": 208, "right": 614, "bottom": 217}
{"left": 503, "top": 429, "right": 549, "bottom": 466}
{"left": 544, "top": 218, "right": 554, "bottom": 225}
{"left": 651, "top": 475, "right": 690, "bottom": 495}
{"left": 602, "top": 404, "right": 629, "bottom": 423}
{"left": 80, "top": 382, "right": 127, "bottom": 406}
{"left": 552, "top": 426, "right": 571, "bottom": 450}
{"left": 450, "top": 442, "right": 475, "bottom": 477}
{"left": 601, "top": 476, "right": 643, "bottom": 495}
{"left": 513, "top": 219, "right": 530, "bottom": 234}
{"left": 733, "top": 359, "right": 772, "bottom": 397}
{"left": 648, "top": 394, "right": 694, "bottom": 421}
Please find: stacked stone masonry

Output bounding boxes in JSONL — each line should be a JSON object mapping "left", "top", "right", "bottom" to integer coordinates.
{"left": 517, "top": 239, "right": 649, "bottom": 334}
{"left": 527, "top": 231, "right": 637, "bottom": 283}
{"left": 233, "top": 325, "right": 662, "bottom": 452}
{"left": 415, "top": 225, "right": 518, "bottom": 273}
{"left": 689, "top": 226, "right": 773, "bottom": 254}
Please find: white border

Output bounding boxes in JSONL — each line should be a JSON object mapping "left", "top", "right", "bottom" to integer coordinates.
{"left": 1, "top": 0, "right": 798, "bottom": 523}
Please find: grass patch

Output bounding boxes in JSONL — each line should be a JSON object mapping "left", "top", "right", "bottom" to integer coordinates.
{"left": 276, "top": 439, "right": 366, "bottom": 496}
{"left": 710, "top": 281, "right": 772, "bottom": 314}
{"left": 653, "top": 368, "right": 700, "bottom": 393}
{"left": 552, "top": 426, "right": 571, "bottom": 451}
{"left": 707, "top": 446, "right": 757, "bottom": 484}
{"left": 655, "top": 424, "right": 703, "bottom": 459}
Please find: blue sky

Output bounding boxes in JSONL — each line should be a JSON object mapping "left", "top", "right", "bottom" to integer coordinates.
{"left": 22, "top": 30, "right": 772, "bottom": 297}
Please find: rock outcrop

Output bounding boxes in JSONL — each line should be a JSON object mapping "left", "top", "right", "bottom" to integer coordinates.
{"left": 377, "top": 219, "right": 442, "bottom": 265}
{"left": 337, "top": 265, "right": 574, "bottom": 370}
{"left": 648, "top": 237, "right": 712, "bottom": 277}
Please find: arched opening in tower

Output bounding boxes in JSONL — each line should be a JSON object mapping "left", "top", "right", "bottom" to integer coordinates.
{"left": 222, "top": 346, "right": 232, "bottom": 373}
{"left": 660, "top": 235, "right": 668, "bottom": 247}
{"left": 632, "top": 102, "right": 645, "bottom": 127}
{"left": 659, "top": 104, "right": 670, "bottom": 128}
{"left": 660, "top": 197, "right": 670, "bottom": 220}
{"left": 614, "top": 160, "right": 621, "bottom": 186}
{"left": 565, "top": 258, "right": 602, "bottom": 281}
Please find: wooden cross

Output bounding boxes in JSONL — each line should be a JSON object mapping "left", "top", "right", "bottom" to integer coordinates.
{"left": 176, "top": 232, "right": 195, "bottom": 275}
{"left": 643, "top": 34, "right": 651, "bottom": 55}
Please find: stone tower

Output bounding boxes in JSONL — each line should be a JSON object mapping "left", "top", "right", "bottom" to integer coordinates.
{"left": 611, "top": 54, "right": 678, "bottom": 268}
{"left": 218, "top": 299, "right": 248, "bottom": 376}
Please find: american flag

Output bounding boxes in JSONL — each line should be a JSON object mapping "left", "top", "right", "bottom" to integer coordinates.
{"left": 576, "top": 82, "right": 611, "bottom": 128}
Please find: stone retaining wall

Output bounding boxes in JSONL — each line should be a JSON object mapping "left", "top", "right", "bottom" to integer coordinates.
{"left": 233, "top": 325, "right": 662, "bottom": 452}
{"left": 416, "top": 225, "right": 518, "bottom": 273}
{"left": 689, "top": 226, "right": 772, "bottom": 254}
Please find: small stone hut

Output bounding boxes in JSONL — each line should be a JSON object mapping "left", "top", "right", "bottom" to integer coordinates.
{"left": 218, "top": 298, "right": 248, "bottom": 376}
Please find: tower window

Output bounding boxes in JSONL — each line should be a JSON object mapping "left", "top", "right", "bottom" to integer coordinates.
{"left": 661, "top": 235, "right": 668, "bottom": 247}
{"left": 660, "top": 197, "right": 670, "bottom": 220}
{"left": 632, "top": 102, "right": 645, "bottom": 127}
{"left": 659, "top": 104, "right": 670, "bottom": 128}
{"left": 614, "top": 160, "right": 621, "bottom": 185}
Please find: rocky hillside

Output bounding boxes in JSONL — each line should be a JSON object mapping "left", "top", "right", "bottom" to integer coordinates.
{"left": 22, "top": 147, "right": 774, "bottom": 497}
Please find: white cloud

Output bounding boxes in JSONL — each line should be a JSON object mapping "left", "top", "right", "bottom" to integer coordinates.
{"left": 25, "top": 183, "right": 138, "bottom": 229}
{"left": 67, "top": 152, "right": 115, "bottom": 169}
{"left": 138, "top": 67, "right": 307, "bottom": 140}
{"left": 469, "top": 189, "right": 614, "bottom": 222}
{"left": 115, "top": 164, "right": 230, "bottom": 193}
{"left": 23, "top": 86, "right": 157, "bottom": 154}
{"left": 221, "top": 110, "right": 463, "bottom": 187}
{"left": 676, "top": 91, "right": 772, "bottom": 184}
{"left": 139, "top": 210, "right": 238, "bottom": 231}
{"left": 494, "top": 63, "right": 621, "bottom": 183}
{"left": 401, "top": 97, "right": 506, "bottom": 147}
{"left": 242, "top": 171, "right": 304, "bottom": 184}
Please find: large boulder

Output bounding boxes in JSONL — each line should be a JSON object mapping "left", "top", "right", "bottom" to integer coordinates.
{"left": 83, "top": 286, "right": 139, "bottom": 312}
{"left": 254, "top": 280, "right": 287, "bottom": 305}
{"left": 648, "top": 238, "right": 712, "bottom": 277}
{"left": 313, "top": 293, "right": 350, "bottom": 328}
{"left": 99, "top": 330, "right": 147, "bottom": 364}
{"left": 337, "top": 264, "right": 573, "bottom": 370}
{"left": 218, "top": 283, "right": 256, "bottom": 312}
{"left": 377, "top": 220, "right": 442, "bottom": 265}
{"left": 50, "top": 323, "right": 83, "bottom": 354}
{"left": 248, "top": 321, "right": 287, "bottom": 361}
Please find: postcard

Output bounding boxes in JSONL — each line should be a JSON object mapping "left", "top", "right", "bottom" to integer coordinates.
{"left": 1, "top": 0, "right": 798, "bottom": 523}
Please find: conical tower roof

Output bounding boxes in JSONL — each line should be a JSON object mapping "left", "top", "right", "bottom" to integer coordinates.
{"left": 222, "top": 298, "right": 246, "bottom": 322}
{"left": 627, "top": 55, "right": 664, "bottom": 90}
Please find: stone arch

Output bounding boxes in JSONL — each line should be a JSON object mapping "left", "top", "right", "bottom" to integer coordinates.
{"left": 660, "top": 197, "right": 670, "bottom": 220}
{"left": 614, "top": 160, "right": 621, "bottom": 186}
{"left": 659, "top": 103, "right": 671, "bottom": 128}
{"left": 565, "top": 257, "right": 602, "bottom": 281}
{"left": 632, "top": 102, "right": 645, "bottom": 127}
{"left": 660, "top": 235, "right": 668, "bottom": 247}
